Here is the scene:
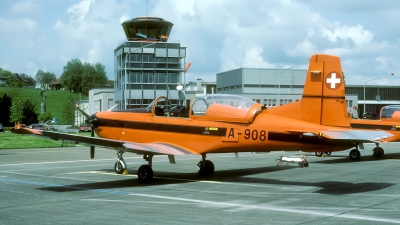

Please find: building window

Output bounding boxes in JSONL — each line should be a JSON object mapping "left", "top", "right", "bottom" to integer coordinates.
{"left": 155, "top": 73, "right": 166, "bottom": 83}
{"left": 143, "top": 54, "right": 153, "bottom": 62}
{"left": 143, "top": 73, "right": 154, "bottom": 83}
{"left": 168, "top": 73, "right": 178, "bottom": 83}
{"left": 129, "top": 72, "right": 142, "bottom": 83}
{"left": 129, "top": 54, "right": 141, "bottom": 62}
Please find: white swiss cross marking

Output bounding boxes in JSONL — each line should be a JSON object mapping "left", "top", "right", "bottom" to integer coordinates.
{"left": 326, "top": 72, "right": 341, "bottom": 89}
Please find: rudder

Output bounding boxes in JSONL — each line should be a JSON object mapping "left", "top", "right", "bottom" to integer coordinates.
{"left": 301, "top": 54, "right": 349, "bottom": 127}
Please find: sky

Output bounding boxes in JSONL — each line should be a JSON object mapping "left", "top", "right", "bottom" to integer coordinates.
{"left": 1, "top": 0, "right": 400, "bottom": 86}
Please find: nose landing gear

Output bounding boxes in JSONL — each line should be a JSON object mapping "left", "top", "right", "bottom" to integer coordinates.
{"left": 198, "top": 154, "right": 214, "bottom": 176}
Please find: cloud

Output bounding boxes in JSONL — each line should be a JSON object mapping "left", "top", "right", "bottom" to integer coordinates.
{"left": 1, "top": 0, "right": 400, "bottom": 86}
{"left": 0, "top": 17, "right": 37, "bottom": 46}
{"left": 10, "top": 1, "right": 37, "bottom": 14}
{"left": 52, "top": 0, "right": 130, "bottom": 78}
{"left": 66, "top": 0, "right": 93, "bottom": 23}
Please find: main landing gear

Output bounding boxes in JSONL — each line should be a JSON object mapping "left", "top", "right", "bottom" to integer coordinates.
{"left": 113, "top": 151, "right": 154, "bottom": 182}
{"left": 197, "top": 154, "right": 215, "bottom": 176}
{"left": 113, "top": 153, "right": 218, "bottom": 182}
{"left": 349, "top": 148, "right": 361, "bottom": 160}
{"left": 349, "top": 143, "right": 384, "bottom": 160}
{"left": 372, "top": 144, "right": 384, "bottom": 158}
{"left": 137, "top": 154, "right": 154, "bottom": 182}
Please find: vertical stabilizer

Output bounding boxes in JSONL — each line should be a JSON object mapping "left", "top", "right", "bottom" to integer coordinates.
{"left": 268, "top": 54, "right": 350, "bottom": 127}
{"left": 301, "top": 54, "right": 349, "bottom": 127}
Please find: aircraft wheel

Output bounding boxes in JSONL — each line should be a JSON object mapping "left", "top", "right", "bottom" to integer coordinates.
{"left": 199, "top": 160, "right": 214, "bottom": 176}
{"left": 114, "top": 160, "right": 126, "bottom": 174}
{"left": 303, "top": 161, "right": 309, "bottom": 167}
{"left": 315, "top": 152, "right": 323, "bottom": 157}
{"left": 372, "top": 147, "right": 384, "bottom": 158}
{"left": 137, "top": 165, "right": 153, "bottom": 182}
{"left": 298, "top": 162, "right": 304, "bottom": 168}
{"left": 324, "top": 152, "right": 332, "bottom": 156}
{"left": 349, "top": 149, "right": 360, "bottom": 160}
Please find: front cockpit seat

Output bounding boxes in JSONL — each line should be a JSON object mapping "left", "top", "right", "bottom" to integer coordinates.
{"left": 154, "top": 107, "right": 165, "bottom": 116}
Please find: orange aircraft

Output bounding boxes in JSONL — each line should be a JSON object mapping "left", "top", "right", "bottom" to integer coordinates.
{"left": 269, "top": 68, "right": 400, "bottom": 159}
{"left": 348, "top": 105, "right": 400, "bottom": 157}
{"left": 11, "top": 54, "right": 393, "bottom": 182}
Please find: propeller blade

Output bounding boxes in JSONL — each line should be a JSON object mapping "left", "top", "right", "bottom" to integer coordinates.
{"left": 70, "top": 102, "right": 91, "bottom": 121}
{"left": 90, "top": 146, "right": 95, "bottom": 159}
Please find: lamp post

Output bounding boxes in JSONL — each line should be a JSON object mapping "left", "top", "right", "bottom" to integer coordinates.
{"left": 363, "top": 72, "right": 395, "bottom": 117}
{"left": 276, "top": 63, "right": 308, "bottom": 106}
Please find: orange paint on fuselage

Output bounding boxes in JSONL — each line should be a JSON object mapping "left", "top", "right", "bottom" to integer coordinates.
{"left": 93, "top": 108, "right": 353, "bottom": 155}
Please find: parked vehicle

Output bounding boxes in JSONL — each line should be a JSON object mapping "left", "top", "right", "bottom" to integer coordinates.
{"left": 28, "top": 124, "right": 45, "bottom": 130}
{"left": 79, "top": 124, "right": 91, "bottom": 133}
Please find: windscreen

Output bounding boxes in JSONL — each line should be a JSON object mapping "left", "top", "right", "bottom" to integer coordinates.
{"left": 381, "top": 105, "right": 400, "bottom": 119}
{"left": 191, "top": 94, "right": 256, "bottom": 116}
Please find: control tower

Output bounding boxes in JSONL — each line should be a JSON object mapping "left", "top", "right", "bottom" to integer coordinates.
{"left": 114, "top": 17, "right": 187, "bottom": 109}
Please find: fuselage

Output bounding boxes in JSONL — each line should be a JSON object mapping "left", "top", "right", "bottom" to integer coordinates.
{"left": 91, "top": 108, "right": 356, "bottom": 154}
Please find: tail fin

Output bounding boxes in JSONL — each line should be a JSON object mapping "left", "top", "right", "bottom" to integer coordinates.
{"left": 268, "top": 54, "right": 350, "bottom": 127}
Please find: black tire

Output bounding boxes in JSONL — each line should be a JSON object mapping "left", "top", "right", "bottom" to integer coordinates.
{"left": 114, "top": 161, "right": 125, "bottom": 174}
{"left": 303, "top": 161, "right": 309, "bottom": 167}
{"left": 199, "top": 160, "right": 215, "bottom": 176}
{"left": 315, "top": 152, "right": 323, "bottom": 157}
{"left": 373, "top": 147, "right": 384, "bottom": 158}
{"left": 324, "top": 152, "right": 332, "bottom": 156}
{"left": 349, "top": 149, "right": 361, "bottom": 160}
{"left": 137, "top": 165, "right": 153, "bottom": 182}
{"left": 298, "top": 162, "right": 304, "bottom": 168}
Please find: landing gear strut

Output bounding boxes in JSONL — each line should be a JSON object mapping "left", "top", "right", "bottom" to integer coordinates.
{"left": 137, "top": 154, "right": 154, "bottom": 182}
{"left": 114, "top": 151, "right": 127, "bottom": 174}
{"left": 197, "top": 154, "right": 214, "bottom": 176}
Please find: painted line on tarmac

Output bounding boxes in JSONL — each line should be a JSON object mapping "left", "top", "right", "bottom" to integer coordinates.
{"left": 0, "top": 177, "right": 399, "bottom": 223}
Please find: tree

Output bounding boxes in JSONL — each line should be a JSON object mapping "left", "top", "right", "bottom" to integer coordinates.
{"left": 10, "top": 96, "right": 24, "bottom": 125}
{"left": 35, "top": 70, "right": 56, "bottom": 89}
{"left": 39, "top": 111, "right": 53, "bottom": 123}
{"left": 62, "top": 95, "right": 77, "bottom": 125}
{"left": 61, "top": 58, "right": 83, "bottom": 93}
{"left": 0, "top": 93, "right": 12, "bottom": 126}
{"left": 35, "top": 70, "right": 45, "bottom": 89}
{"left": 61, "top": 59, "right": 108, "bottom": 95}
{"left": 22, "top": 99, "right": 38, "bottom": 125}
{"left": 0, "top": 70, "right": 23, "bottom": 87}
{"left": 107, "top": 80, "right": 114, "bottom": 88}
{"left": 42, "top": 72, "right": 56, "bottom": 89}
{"left": 81, "top": 62, "right": 108, "bottom": 95}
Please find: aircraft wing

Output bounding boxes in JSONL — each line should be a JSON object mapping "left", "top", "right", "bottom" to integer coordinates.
{"left": 10, "top": 128, "right": 192, "bottom": 156}
{"left": 287, "top": 129, "right": 393, "bottom": 143}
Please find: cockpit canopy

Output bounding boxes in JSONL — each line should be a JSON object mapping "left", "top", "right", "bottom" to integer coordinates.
{"left": 191, "top": 94, "right": 257, "bottom": 116}
{"left": 190, "top": 94, "right": 262, "bottom": 123}
{"left": 144, "top": 94, "right": 263, "bottom": 123}
{"left": 380, "top": 105, "right": 400, "bottom": 120}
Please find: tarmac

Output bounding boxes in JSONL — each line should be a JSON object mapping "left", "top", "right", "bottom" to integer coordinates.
{"left": 1, "top": 143, "right": 400, "bottom": 224}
